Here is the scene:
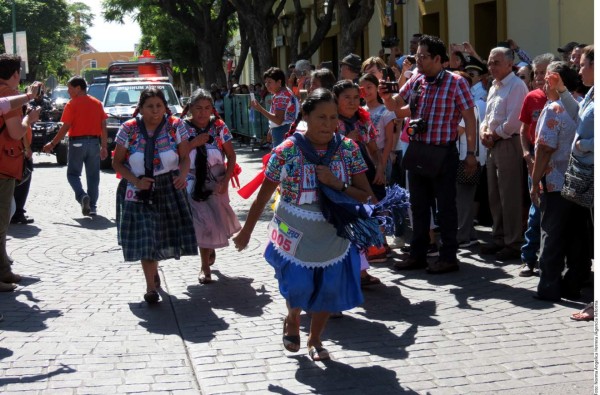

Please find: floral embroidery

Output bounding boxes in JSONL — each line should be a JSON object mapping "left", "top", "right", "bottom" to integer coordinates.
{"left": 265, "top": 138, "right": 368, "bottom": 204}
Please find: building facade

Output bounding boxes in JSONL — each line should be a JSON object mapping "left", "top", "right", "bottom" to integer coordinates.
{"left": 238, "top": 0, "right": 593, "bottom": 84}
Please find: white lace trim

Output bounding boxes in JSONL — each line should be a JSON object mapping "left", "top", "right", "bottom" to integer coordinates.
{"left": 279, "top": 201, "right": 326, "bottom": 222}
{"left": 270, "top": 241, "right": 351, "bottom": 269}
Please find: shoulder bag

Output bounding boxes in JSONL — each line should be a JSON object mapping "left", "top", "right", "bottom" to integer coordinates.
{"left": 561, "top": 152, "right": 593, "bottom": 208}
{"left": 0, "top": 119, "right": 25, "bottom": 180}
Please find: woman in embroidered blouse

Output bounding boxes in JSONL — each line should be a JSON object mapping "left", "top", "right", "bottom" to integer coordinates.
{"left": 233, "top": 88, "right": 372, "bottom": 361}
{"left": 250, "top": 67, "right": 299, "bottom": 147}
{"left": 184, "top": 89, "right": 241, "bottom": 284}
{"left": 113, "top": 88, "right": 197, "bottom": 304}
{"left": 333, "top": 80, "right": 387, "bottom": 282}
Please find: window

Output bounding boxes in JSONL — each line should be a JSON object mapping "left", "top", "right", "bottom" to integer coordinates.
{"left": 90, "top": 59, "right": 97, "bottom": 68}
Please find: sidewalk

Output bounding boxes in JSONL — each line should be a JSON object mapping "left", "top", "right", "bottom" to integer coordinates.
{"left": 0, "top": 144, "right": 595, "bottom": 394}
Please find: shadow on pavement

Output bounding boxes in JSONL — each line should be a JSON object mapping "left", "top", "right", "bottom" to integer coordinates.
{"left": 0, "top": 290, "right": 62, "bottom": 333}
{"left": 267, "top": 356, "right": 417, "bottom": 394}
{"left": 7, "top": 224, "right": 41, "bottom": 239}
{"left": 0, "top": 347, "right": 13, "bottom": 360}
{"left": 0, "top": 363, "right": 76, "bottom": 386}
{"left": 128, "top": 290, "right": 231, "bottom": 344}
{"left": 184, "top": 269, "right": 273, "bottom": 317}
{"left": 73, "top": 215, "right": 115, "bottom": 230}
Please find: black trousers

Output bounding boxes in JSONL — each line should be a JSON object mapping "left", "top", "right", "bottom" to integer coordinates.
{"left": 537, "top": 192, "right": 592, "bottom": 300}
{"left": 13, "top": 158, "right": 33, "bottom": 218}
{"left": 408, "top": 145, "right": 459, "bottom": 262}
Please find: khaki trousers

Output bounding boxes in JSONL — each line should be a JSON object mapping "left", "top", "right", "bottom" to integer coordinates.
{"left": 0, "top": 178, "right": 16, "bottom": 276}
{"left": 486, "top": 136, "right": 524, "bottom": 250}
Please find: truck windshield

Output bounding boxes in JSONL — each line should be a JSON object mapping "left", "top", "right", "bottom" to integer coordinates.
{"left": 104, "top": 84, "right": 179, "bottom": 107}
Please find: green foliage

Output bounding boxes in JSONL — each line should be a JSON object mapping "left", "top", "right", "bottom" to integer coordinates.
{"left": 0, "top": 0, "right": 94, "bottom": 81}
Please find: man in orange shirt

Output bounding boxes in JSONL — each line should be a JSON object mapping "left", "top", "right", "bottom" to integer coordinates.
{"left": 43, "top": 77, "right": 108, "bottom": 216}
{"left": 0, "top": 54, "right": 40, "bottom": 293}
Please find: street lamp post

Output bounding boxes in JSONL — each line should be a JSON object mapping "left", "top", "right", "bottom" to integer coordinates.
{"left": 12, "top": 0, "right": 17, "bottom": 54}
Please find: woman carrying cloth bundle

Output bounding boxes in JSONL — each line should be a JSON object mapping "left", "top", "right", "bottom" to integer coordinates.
{"left": 113, "top": 88, "right": 197, "bottom": 304}
{"left": 232, "top": 88, "right": 378, "bottom": 361}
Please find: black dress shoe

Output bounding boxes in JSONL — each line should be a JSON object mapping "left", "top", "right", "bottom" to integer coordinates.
{"left": 10, "top": 215, "right": 34, "bottom": 224}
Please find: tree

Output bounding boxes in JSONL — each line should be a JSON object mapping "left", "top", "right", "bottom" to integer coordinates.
{"left": 336, "top": 0, "right": 375, "bottom": 56}
{"left": 104, "top": 0, "right": 237, "bottom": 88}
{"left": 68, "top": 2, "right": 93, "bottom": 51}
{"left": 291, "top": 0, "right": 335, "bottom": 62}
{"left": 0, "top": 0, "right": 74, "bottom": 81}
{"left": 228, "top": 0, "right": 287, "bottom": 77}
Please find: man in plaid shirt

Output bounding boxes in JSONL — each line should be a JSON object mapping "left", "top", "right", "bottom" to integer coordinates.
{"left": 380, "top": 35, "right": 477, "bottom": 274}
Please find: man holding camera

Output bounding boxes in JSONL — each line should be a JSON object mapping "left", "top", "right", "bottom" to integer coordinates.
{"left": 379, "top": 35, "right": 477, "bottom": 274}
{"left": 0, "top": 54, "right": 41, "bottom": 293}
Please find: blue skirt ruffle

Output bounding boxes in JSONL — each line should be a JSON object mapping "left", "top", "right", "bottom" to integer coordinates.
{"left": 264, "top": 242, "right": 363, "bottom": 312}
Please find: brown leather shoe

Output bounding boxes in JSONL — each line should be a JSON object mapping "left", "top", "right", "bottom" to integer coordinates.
{"left": 0, "top": 273, "right": 22, "bottom": 284}
{"left": 393, "top": 257, "right": 427, "bottom": 270}
{"left": 426, "top": 260, "right": 459, "bottom": 274}
{"left": 0, "top": 282, "right": 17, "bottom": 292}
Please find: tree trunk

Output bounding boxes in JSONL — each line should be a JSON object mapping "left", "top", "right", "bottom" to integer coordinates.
{"left": 157, "top": 0, "right": 235, "bottom": 88}
{"left": 297, "top": 0, "right": 335, "bottom": 60}
{"left": 336, "top": 0, "right": 376, "bottom": 56}
{"left": 230, "top": 0, "right": 286, "bottom": 76}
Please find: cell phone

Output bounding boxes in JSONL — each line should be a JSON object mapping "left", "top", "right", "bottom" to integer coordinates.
{"left": 36, "top": 85, "right": 42, "bottom": 97}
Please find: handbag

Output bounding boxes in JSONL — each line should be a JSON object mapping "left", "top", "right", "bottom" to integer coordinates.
{"left": 561, "top": 153, "right": 593, "bottom": 208}
{"left": 401, "top": 140, "right": 449, "bottom": 178}
{"left": 0, "top": 120, "right": 25, "bottom": 180}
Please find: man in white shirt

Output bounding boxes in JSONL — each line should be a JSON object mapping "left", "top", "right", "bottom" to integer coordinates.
{"left": 479, "top": 47, "right": 529, "bottom": 261}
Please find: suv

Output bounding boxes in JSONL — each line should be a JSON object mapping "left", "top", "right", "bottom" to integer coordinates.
{"left": 100, "top": 60, "right": 182, "bottom": 168}
{"left": 87, "top": 76, "right": 107, "bottom": 102}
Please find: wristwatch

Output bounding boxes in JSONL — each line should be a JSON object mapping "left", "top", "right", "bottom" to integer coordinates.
{"left": 340, "top": 182, "right": 349, "bottom": 192}
{"left": 466, "top": 151, "right": 476, "bottom": 156}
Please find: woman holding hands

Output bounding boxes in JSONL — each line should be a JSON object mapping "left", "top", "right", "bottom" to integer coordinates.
{"left": 113, "top": 88, "right": 197, "bottom": 304}
{"left": 233, "top": 89, "right": 372, "bottom": 361}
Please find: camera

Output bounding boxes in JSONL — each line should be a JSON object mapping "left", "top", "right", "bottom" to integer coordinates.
{"left": 406, "top": 55, "right": 416, "bottom": 65}
{"left": 381, "top": 36, "right": 399, "bottom": 48}
{"left": 381, "top": 67, "right": 399, "bottom": 93}
{"left": 407, "top": 118, "right": 426, "bottom": 137}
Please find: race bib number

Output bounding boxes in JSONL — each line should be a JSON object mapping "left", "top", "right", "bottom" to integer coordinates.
{"left": 266, "top": 215, "right": 303, "bottom": 256}
{"left": 125, "top": 183, "right": 140, "bottom": 202}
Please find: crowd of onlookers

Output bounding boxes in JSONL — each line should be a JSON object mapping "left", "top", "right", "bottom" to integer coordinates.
{"left": 239, "top": 35, "right": 595, "bottom": 320}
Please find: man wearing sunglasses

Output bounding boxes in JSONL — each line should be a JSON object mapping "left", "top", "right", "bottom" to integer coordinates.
{"left": 464, "top": 58, "right": 488, "bottom": 102}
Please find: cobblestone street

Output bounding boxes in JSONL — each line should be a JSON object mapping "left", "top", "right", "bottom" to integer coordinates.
{"left": 0, "top": 142, "right": 595, "bottom": 394}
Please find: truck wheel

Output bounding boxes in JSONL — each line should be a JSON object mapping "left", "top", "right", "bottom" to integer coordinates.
{"left": 55, "top": 143, "right": 68, "bottom": 165}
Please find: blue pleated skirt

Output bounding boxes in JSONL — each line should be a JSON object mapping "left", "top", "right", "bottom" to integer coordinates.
{"left": 264, "top": 201, "right": 363, "bottom": 312}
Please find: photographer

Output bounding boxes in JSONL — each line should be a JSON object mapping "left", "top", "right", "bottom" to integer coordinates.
{"left": 379, "top": 35, "right": 477, "bottom": 274}
{"left": 0, "top": 54, "right": 41, "bottom": 292}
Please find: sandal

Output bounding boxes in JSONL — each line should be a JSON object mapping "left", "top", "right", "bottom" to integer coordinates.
{"left": 209, "top": 249, "right": 216, "bottom": 266}
{"left": 198, "top": 274, "right": 213, "bottom": 284}
{"left": 308, "top": 346, "right": 330, "bottom": 361}
{"left": 282, "top": 317, "right": 300, "bottom": 352}
{"left": 143, "top": 290, "right": 159, "bottom": 304}
{"left": 571, "top": 303, "right": 594, "bottom": 321}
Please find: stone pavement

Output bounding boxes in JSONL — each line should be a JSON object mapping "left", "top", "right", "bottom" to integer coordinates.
{"left": 0, "top": 143, "right": 595, "bottom": 394}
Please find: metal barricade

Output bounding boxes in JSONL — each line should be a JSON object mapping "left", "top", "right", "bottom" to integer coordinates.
{"left": 224, "top": 94, "right": 271, "bottom": 145}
